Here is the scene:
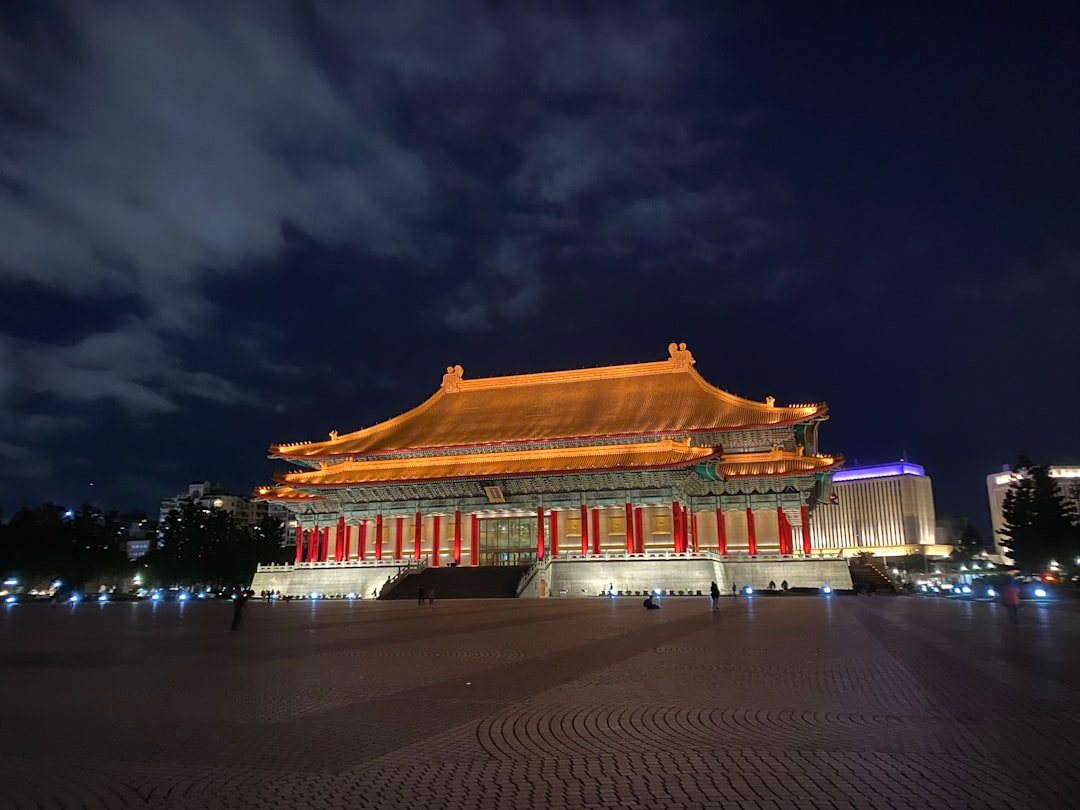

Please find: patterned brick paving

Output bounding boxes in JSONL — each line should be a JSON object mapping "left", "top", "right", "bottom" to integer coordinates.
{"left": 1, "top": 595, "right": 1077, "bottom": 808}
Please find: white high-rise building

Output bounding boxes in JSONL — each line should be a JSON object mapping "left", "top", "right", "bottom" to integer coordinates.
{"left": 986, "top": 465, "right": 1080, "bottom": 563}
{"left": 811, "top": 462, "right": 947, "bottom": 556}
{"left": 159, "top": 481, "right": 268, "bottom": 527}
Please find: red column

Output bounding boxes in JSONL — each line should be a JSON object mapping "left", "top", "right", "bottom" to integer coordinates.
{"left": 336, "top": 516, "right": 345, "bottom": 561}
{"left": 580, "top": 504, "right": 589, "bottom": 555}
{"left": 591, "top": 509, "right": 601, "bottom": 555}
{"left": 321, "top": 527, "right": 330, "bottom": 562}
{"left": 414, "top": 512, "right": 422, "bottom": 560}
{"left": 624, "top": 503, "right": 634, "bottom": 554}
{"left": 307, "top": 528, "right": 317, "bottom": 562}
{"left": 746, "top": 508, "right": 757, "bottom": 556}
{"left": 358, "top": 520, "right": 367, "bottom": 560}
{"left": 374, "top": 514, "right": 383, "bottom": 561}
{"left": 432, "top": 515, "right": 441, "bottom": 566}
{"left": 295, "top": 525, "right": 303, "bottom": 563}
{"left": 801, "top": 505, "right": 812, "bottom": 555}
{"left": 671, "top": 502, "right": 681, "bottom": 552}
{"left": 692, "top": 512, "right": 700, "bottom": 553}
{"left": 776, "top": 507, "right": 786, "bottom": 555}
{"left": 537, "top": 506, "right": 546, "bottom": 559}
{"left": 716, "top": 509, "right": 727, "bottom": 556}
{"left": 471, "top": 514, "right": 479, "bottom": 566}
{"left": 683, "top": 507, "right": 691, "bottom": 552}
{"left": 548, "top": 510, "right": 558, "bottom": 557}
{"left": 453, "top": 510, "right": 462, "bottom": 564}
{"left": 634, "top": 507, "right": 644, "bottom": 554}
{"left": 395, "top": 517, "right": 404, "bottom": 561}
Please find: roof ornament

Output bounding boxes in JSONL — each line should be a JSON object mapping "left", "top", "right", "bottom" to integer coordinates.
{"left": 765, "top": 396, "right": 776, "bottom": 408}
{"left": 329, "top": 430, "right": 339, "bottom": 441}
{"left": 442, "top": 364, "right": 464, "bottom": 392}
{"left": 667, "top": 342, "right": 695, "bottom": 369}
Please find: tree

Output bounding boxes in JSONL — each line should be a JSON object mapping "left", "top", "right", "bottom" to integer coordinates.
{"left": 1000, "top": 461, "right": 1080, "bottom": 572}
{"left": 949, "top": 521, "right": 985, "bottom": 563}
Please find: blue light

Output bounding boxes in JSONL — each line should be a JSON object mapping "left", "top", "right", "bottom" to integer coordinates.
{"left": 987, "top": 588, "right": 996, "bottom": 597}
{"left": 97, "top": 593, "right": 109, "bottom": 602}
{"left": 1034, "top": 588, "right": 1048, "bottom": 598}
{"left": 2, "top": 578, "right": 16, "bottom": 587}
{"left": 653, "top": 588, "right": 662, "bottom": 595}
{"left": 744, "top": 586, "right": 754, "bottom": 595}
{"left": 831, "top": 462, "right": 926, "bottom": 483}
{"left": 178, "top": 592, "right": 189, "bottom": 601}
{"left": 960, "top": 585, "right": 972, "bottom": 594}
{"left": 346, "top": 592, "right": 357, "bottom": 599}
{"left": 197, "top": 592, "right": 207, "bottom": 599}
{"left": 52, "top": 580, "right": 63, "bottom": 589}
{"left": 4, "top": 595, "right": 15, "bottom": 604}
{"left": 151, "top": 592, "right": 161, "bottom": 601}
{"left": 310, "top": 591, "right": 319, "bottom": 600}
{"left": 821, "top": 585, "right": 832, "bottom": 594}
{"left": 69, "top": 593, "right": 80, "bottom": 603}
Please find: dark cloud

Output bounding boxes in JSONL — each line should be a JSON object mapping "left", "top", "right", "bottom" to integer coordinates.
{"left": 0, "top": 1, "right": 1077, "bottom": 527}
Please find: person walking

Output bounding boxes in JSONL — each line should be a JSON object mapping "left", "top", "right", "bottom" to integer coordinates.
{"left": 1001, "top": 576, "right": 1021, "bottom": 626}
{"left": 231, "top": 590, "right": 248, "bottom": 631}
{"left": 417, "top": 587, "right": 426, "bottom": 606}
{"left": 731, "top": 582, "right": 738, "bottom": 599}
{"left": 710, "top": 581, "right": 721, "bottom": 610}
{"left": 428, "top": 588, "right": 436, "bottom": 605}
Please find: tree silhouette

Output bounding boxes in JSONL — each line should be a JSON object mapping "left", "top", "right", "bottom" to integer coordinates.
{"left": 1000, "top": 460, "right": 1080, "bottom": 571}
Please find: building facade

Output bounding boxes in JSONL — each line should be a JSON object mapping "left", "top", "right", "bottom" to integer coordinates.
{"left": 809, "top": 462, "right": 946, "bottom": 556}
{"left": 160, "top": 481, "right": 269, "bottom": 527}
{"left": 255, "top": 345, "right": 852, "bottom": 595}
{"left": 986, "top": 465, "right": 1080, "bottom": 562}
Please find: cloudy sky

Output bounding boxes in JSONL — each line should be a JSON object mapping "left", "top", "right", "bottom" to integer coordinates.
{"left": 1, "top": 2, "right": 1077, "bottom": 534}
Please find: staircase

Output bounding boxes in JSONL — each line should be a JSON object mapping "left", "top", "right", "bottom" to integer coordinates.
{"left": 848, "top": 557, "right": 899, "bottom": 593}
{"left": 381, "top": 565, "right": 531, "bottom": 600}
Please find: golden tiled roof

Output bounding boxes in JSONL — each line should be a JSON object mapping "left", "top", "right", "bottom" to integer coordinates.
{"left": 272, "top": 343, "right": 827, "bottom": 459}
{"left": 253, "top": 486, "right": 322, "bottom": 502}
{"left": 710, "top": 449, "right": 844, "bottom": 479}
{"left": 270, "top": 438, "right": 719, "bottom": 489}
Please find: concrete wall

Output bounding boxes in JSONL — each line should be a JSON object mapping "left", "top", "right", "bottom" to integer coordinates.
{"left": 534, "top": 555, "right": 852, "bottom": 598}
{"left": 251, "top": 563, "right": 408, "bottom": 598}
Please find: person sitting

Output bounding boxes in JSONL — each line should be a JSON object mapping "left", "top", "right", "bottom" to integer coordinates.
{"left": 642, "top": 593, "right": 661, "bottom": 609}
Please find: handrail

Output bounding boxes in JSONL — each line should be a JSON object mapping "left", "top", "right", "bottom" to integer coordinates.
{"left": 380, "top": 558, "right": 429, "bottom": 597}
{"left": 516, "top": 557, "right": 552, "bottom": 597}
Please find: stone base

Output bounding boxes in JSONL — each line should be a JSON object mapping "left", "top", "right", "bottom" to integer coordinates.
{"left": 250, "top": 563, "right": 409, "bottom": 599}
{"left": 525, "top": 554, "right": 853, "bottom": 598}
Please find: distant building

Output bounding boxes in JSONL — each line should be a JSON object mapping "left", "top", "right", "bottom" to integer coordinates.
{"left": 159, "top": 481, "right": 268, "bottom": 527}
{"left": 124, "top": 518, "right": 157, "bottom": 560}
{"left": 810, "top": 462, "right": 948, "bottom": 557}
{"left": 986, "top": 465, "right": 1080, "bottom": 562}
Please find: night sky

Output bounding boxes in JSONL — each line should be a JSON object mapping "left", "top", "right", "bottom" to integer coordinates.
{"left": 1, "top": 2, "right": 1078, "bottom": 535}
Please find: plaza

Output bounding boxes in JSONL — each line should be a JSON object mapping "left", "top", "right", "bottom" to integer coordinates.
{"left": 1, "top": 595, "right": 1078, "bottom": 809}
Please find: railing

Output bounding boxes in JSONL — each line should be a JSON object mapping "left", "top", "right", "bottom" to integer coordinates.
{"left": 516, "top": 557, "right": 552, "bottom": 597}
{"left": 380, "top": 558, "right": 429, "bottom": 597}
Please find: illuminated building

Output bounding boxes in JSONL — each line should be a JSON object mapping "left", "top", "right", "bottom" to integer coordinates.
{"left": 253, "top": 344, "right": 852, "bottom": 596}
{"left": 808, "top": 462, "right": 947, "bottom": 557}
{"left": 159, "top": 481, "right": 268, "bottom": 527}
{"left": 987, "top": 465, "right": 1080, "bottom": 563}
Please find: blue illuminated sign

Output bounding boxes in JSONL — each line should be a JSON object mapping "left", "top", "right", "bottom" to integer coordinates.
{"left": 831, "top": 462, "right": 925, "bottom": 482}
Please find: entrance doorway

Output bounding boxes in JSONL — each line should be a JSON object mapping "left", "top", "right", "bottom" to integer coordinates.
{"left": 477, "top": 517, "right": 538, "bottom": 567}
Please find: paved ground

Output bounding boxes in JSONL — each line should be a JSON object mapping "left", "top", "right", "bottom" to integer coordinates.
{"left": 1, "top": 594, "right": 1078, "bottom": 809}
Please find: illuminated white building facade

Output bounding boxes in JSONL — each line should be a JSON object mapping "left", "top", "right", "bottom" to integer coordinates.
{"left": 159, "top": 481, "right": 268, "bottom": 527}
{"left": 810, "top": 462, "right": 945, "bottom": 556}
{"left": 986, "top": 465, "right": 1080, "bottom": 562}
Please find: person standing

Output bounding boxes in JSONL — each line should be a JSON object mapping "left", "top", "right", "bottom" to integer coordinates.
{"left": 1001, "top": 576, "right": 1021, "bottom": 626}
{"left": 417, "top": 587, "right": 426, "bottom": 606}
{"left": 731, "top": 582, "right": 738, "bottom": 599}
{"left": 710, "top": 581, "right": 721, "bottom": 610}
